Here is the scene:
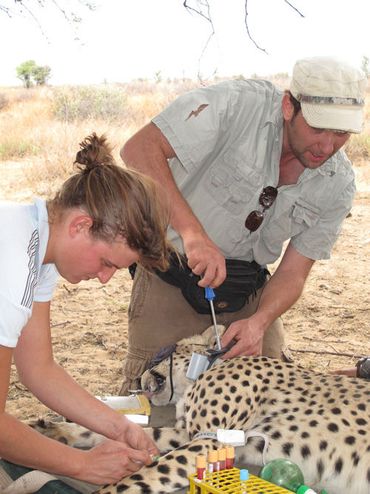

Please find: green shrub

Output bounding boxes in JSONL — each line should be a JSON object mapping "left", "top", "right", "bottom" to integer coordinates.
{"left": 0, "top": 139, "right": 39, "bottom": 160}
{"left": 51, "top": 85, "right": 128, "bottom": 122}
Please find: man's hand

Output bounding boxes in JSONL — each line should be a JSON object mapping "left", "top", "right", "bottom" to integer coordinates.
{"left": 329, "top": 367, "right": 357, "bottom": 377}
{"left": 183, "top": 233, "right": 226, "bottom": 288}
{"left": 221, "top": 318, "right": 264, "bottom": 359}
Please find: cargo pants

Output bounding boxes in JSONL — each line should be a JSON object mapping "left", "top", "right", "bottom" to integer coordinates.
{"left": 119, "top": 264, "right": 285, "bottom": 395}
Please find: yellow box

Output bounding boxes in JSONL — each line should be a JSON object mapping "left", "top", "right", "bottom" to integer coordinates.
{"left": 188, "top": 467, "right": 292, "bottom": 493}
{"left": 96, "top": 394, "right": 151, "bottom": 415}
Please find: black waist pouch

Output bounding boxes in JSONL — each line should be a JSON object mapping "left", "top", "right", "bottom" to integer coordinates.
{"left": 153, "top": 254, "right": 269, "bottom": 314}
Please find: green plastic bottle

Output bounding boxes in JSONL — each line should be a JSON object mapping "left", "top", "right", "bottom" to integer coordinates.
{"left": 296, "top": 485, "right": 318, "bottom": 494}
{"left": 259, "top": 459, "right": 305, "bottom": 492}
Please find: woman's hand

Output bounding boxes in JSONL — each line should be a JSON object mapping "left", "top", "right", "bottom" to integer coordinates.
{"left": 79, "top": 439, "right": 153, "bottom": 485}
{"left": 115, "top": 420, "right": 159, "bottom": 459}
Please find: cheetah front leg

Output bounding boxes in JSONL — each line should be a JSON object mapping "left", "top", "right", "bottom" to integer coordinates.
{"left": 97, "top": 438, "right": 219, "bottom": 494}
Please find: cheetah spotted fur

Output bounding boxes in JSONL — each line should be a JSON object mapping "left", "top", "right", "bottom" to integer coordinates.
{"left": 32, "top": 326, "right": 370, "bottom": 493}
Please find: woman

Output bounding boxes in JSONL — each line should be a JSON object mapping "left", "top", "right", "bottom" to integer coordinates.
{"left": 0, "top": 134, "right": 171, "bottom": 485}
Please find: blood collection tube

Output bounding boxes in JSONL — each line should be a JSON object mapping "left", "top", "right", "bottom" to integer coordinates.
{"left": 226, "top": 446, "right": 235, "bottom": 469}
{"left": 218, "top": 447, "right": 226, "bottom": 470}
{"left": 196, "top": 454, "right": 206, "bottom": 481}
{"left": 207, "top": 450, "right": 219, "bottom": 474}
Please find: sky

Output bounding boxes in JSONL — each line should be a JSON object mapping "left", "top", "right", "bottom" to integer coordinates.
{"left": 0, "top": 0, "right": 369, "bottom": 86}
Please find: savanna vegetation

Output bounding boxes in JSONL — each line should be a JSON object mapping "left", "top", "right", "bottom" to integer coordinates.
{"left": 0, "top": 80, "right": 200, "bottom": 197}
{"left": 0, "top": 76, "right": 369, "bottom": 197}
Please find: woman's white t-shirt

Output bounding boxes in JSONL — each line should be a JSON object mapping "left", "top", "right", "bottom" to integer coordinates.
{"left": 0, "top": 199, "right": 59, "bottom": 347}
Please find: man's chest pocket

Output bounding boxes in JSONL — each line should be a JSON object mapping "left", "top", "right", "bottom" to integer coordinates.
{"left": 261, "top": 198, "right": 321, "bottom": 250}
{"left": 290, "top": 199, "right": 321, "bottom": 236}
{"left": 206, "top": 155, "right": 261, "bottom": 216}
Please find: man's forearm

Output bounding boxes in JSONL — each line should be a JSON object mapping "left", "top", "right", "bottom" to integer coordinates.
{"left": 121, "top": 122, "right": 226, "bottom": 286}
{"left": 255, "top": 269, "right": 307, "bottom": 332}
{"left": 121, "top": 123, "right": 205, "bottom": 240}
{"left": 253, "top": 243, "right": 314, "bottom": 332}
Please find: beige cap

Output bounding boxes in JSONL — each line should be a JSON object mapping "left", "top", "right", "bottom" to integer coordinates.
{"left": 226, "top": 446, "right": 235, "bottom": 458}
{"left": 217, "top": 448, "right": 226, "bottom": 460}
{"left": 208, "top": 450, "right": 218, "bottom": 462}
{"left": 196, "top": 454, "right": 207, "bottom": 468}
{"left": 290, "top": 56, "right": 367, "bottom": 133}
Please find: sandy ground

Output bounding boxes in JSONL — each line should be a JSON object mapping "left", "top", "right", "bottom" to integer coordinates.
{"left": 1, "top": 159, "right": 369, "bottom": 421}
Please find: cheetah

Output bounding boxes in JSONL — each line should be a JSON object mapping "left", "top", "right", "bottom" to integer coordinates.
{"left": 32, "top": 326, "right": 370, "bottom": 494}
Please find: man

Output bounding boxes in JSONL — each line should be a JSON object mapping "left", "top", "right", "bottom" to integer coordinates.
{"left": 332, "top": 357, "right": 370, "bottom": 379}
{"left": 119, "top": 56, "right": 366, "bottom": 395}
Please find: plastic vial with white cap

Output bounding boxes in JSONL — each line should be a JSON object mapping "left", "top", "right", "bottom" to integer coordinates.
{"left": 240, "top": 469, "right": 249, "bottom": 493}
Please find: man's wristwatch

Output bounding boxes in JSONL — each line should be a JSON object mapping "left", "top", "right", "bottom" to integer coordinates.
{"left": 356, "top": 357, "right": 370, "bottom": 379}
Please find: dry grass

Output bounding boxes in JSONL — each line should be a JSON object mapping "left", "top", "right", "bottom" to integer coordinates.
{"left": 0, "top": 77, "right": 369, "bottom": 197}
{"left": 0, "top": 80, "right": 199, "bottom": 195}
{"left": 345, "top": 83, "right": 370, "bottom": 161}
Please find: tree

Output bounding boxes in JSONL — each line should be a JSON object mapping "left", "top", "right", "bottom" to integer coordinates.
{"left": 183, "top": 0, "right": 304, "bottom": 54}
{"left": 0, "top": 1, "right": 95, "bottom": 40}
{"left": 2, "top": 1, "right": 303, "bottom": 50}
{"left": 182, "top": 0, "right": 305, "bottom": 80}
{"left": 0, "top": 0, "right": 95, "bottom": 19}
{"left": 32, "top": 64, "right": 51, "bottom": 85}
{"left": 16, "top": 59, "right": 37, "bottom": 88}
{"left": 16, "top": 60, "right": 51, "bottom": 87}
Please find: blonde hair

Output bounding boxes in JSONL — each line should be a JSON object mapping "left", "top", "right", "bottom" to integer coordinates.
{"left": 48, "top": 133, "right": 171, "bottom": 270}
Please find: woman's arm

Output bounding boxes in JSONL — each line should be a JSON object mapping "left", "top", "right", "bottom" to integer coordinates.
{"left": 8, "top": 301, "right": 156, "bottom": 483}
{"left": 0, "top": 344, "right": 85, "bottom": 480}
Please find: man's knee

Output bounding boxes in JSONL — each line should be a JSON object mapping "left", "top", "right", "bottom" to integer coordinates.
{"left": 120, "top": 348, "right": 154, "bottom": 396}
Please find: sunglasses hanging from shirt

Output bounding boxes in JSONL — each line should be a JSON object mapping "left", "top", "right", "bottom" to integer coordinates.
{"left": 245, "top": 186, "right": 278, "bottom": 232}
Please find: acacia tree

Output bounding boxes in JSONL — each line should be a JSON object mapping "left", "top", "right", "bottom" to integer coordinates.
{"left": 0, "top": 0, "right": 95, "bottom": 19}
{"left": 32, "top": 64, "right": 51, "bottom": 85}
{"left": 16, "top": 60, "right": 51, "bottom": 87}
{"left": 16, "top": 59, "right": 36, "bottom": 88}
{"left": 2, "top": 1, "right": 303, "bottom": 48}
{"left": 184, "top": 0, "right": 304, "bottom": 54}
{"left": 0, "top": 0, "right": 95, "bottom": 39}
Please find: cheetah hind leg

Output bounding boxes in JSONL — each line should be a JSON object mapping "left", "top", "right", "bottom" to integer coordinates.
{"left": 28, "top": 419, "right": 105, "bottom": 449}
{"left": 97, "top": 438, "right": 219, "bottom": 494}
{"left": 142, "top": 426, "right": 190, "bottom": 454}
{"left": 29, "top": 421, "right": 189, "bottom": 455}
